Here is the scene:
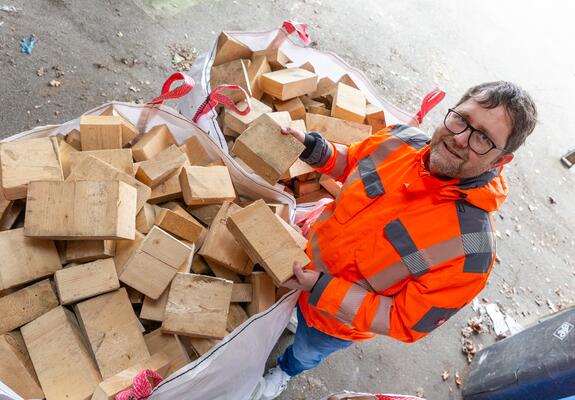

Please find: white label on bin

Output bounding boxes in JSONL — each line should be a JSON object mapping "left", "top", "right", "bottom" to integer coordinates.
{"left": 553, "top": 321, "right": 574, "bottom": 341}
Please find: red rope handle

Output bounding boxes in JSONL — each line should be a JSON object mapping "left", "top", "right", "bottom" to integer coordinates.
{"left": 282, "top": 20, "right": 311, "bottom": 46}
{"left": 192, "top": 84, "right": 251, "bottom": 123}
{"left": 415, "top": 87, "right": 445, "bottom": 124}
{"left": 147, "top": 72, "right": 195, "bottom": 106}
{"left": 115, "top": 369, "right": 164, "bottom": 400}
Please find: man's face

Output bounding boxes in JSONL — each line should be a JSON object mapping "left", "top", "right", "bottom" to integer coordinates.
{"left": 429, "top": 99, "right": 514, "bottom": 179}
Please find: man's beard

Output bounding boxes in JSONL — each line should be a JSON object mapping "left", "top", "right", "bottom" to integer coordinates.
{"left": 429, "top": 137, "right": 466, "bottom": 179}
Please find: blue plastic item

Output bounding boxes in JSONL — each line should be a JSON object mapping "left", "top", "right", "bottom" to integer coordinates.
{"left": 19, "top": 34, "right": 36, "bottom": 54}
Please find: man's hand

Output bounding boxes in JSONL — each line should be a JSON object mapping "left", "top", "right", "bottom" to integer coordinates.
{"left": 282, "top": 261, "right": 320, "bottom": 291}
{"left": 280, "top": 127, "right": 306, "bottom": 144}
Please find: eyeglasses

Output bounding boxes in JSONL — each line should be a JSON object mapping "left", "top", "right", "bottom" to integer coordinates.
{"left": 444, "top": 109, "right": 508, "bottom": 155}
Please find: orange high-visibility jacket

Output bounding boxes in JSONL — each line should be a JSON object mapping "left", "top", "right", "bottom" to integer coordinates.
{"left": 298, "top": 124, "right": 507, "bottom": 343}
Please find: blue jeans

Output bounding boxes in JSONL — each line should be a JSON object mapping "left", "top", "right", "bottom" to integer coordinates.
{"left": 278, "top": 306, "right": 354, "bottom": 376}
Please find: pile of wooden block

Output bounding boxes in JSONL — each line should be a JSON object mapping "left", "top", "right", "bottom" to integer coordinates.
{"left": 211, "top": 32, "right": 386, "bottom": 202}
{"left": 0, "top": 103, "right": 310, "bottom": 399}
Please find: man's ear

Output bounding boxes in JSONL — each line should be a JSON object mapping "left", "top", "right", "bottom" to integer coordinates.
{"left": 491, "top": 152, "right": 514, "bottom": 168}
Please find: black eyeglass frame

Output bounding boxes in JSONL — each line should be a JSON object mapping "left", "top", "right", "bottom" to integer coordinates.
{"left": 444, "top": 108, "right": 509, "bottom": 155}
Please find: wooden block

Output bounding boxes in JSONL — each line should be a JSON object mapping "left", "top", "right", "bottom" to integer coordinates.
{"left": 100, "top": 105, "right": 140, "bottom": 146}
{"left": 268, "top": 203, "right": 290, "bottom": 223}
{"left": 331, "top": 82, "right": 366, "bottom": 124}
{"left": 232, "top": 113, "right": 305, "bottom": 185}
{"left": 91, "top": 352, "right": 170, "bottom": 400}
{"left": 185, "top": 337, "right": 220, "bottom": 357}
{"left": 21, "top": 306, "right": 102, "bottom": 400}
{"left": 227, "top": 303, "right": 249, "bottom": 331}
{"left": 213, "top": 32, "right": 253, "bottom": 67}
{"left": 136, "top": 202, "right": 157, "bottom": 234}
{"left": 0, "top": 228, "right": 62, "bottom": 291}
{"left": 210, "top": 59, "right": 252, "bottom": 103}
{"left": 179, "top": 165, "right": 236, "bottom": 206}
{"left": 0, "top": 331, "right": 44, "bottom": 399}
{"left": 309, "top": 77, "right": 337, "bottom": 101}
{"left": 155, "top": 208, "right": 206, "bottom": 244}
{"left": 294, "top": 179, "right": 321, "bottom": 196}
{"left": 65, "top": 128, "right": 82, "bottom": 150}
{"left": 74, "top": 288, "right": 150, "bottom": 379}
{"left": 365, "top": 103, "right": 387, "bottom": 133}
{"left": 25, "top": 180, "right": 137, "bottom": 240}
{"left": 279, "top": 159, "right": 315, "bottom": 180}
{"left": 338, "top": 73, "right": 359, "bottom": 89}
{"left": 198, "top": 202, "right": 252, "bottom": 276}
{"left": 140, "top": 289, "right": 169, "bottom": 322}
{"left": 260, "top": 93, "right": 274, "bottom": 108}
{"left": 299, "top": 61, "right": 315, "bottom": 73}
{"left": 206, "top": 259, "right": 242, "bottom": 283}
{"left": 187, "top": 204, "right": 220, "bottom": 226}
{"left": 308, "top": 102, "right": 330, "bottom": 116}
{"left": 274, "top": 97, "right": 306, "bottom": 120}
{"left": 0, "top": 199, "right": 24, "bottom": 231}
{"left": 132, "top": 125, "right": 176, "bottom": 162}
{"left": 80, "top": 115, "right": 123, "bottom": 150}
{"left": 296, "top": 188, "right": 333, "bottom": 204}
{"left": 247, "top": 55, "right": 271, "bottom": 99}
{"left": 276, "top": 215, "right": 308, "bottom": 250}
{"left": 191, "top": 254, "right": 210, "bottom": 274}
{"left": 59, "top": 139, "right": 79, "bottom": 178}
{"left": 65, "top": 240, "right": 116, "bottom": 263}
{"left": 54, "top": 258, "right": 120, "bottom": 305}
{"left": 144, "top": 329, "right": 190, "bottom": 377}
{"left": 114, "top": 231, "right": 144, "bottom": 276}
{"left": 162, "top": 273, "right": 233, "bottom": 339}
{"left": 260, "top": 68, "right": 317, "bottom": 101}
{"left": 320, "top": 174, "right": 343, "bottom": 197}
{"left": 0, "top": 188, "right": 11, "bottom": 223}
{"left": 252, "top": 49, "right": 291, "bottom": 71}
{"left": 227, "top": 199, "right": 310, "bottom": 286}
{"left": 246, "top": 271, "right": 276, "bottom": 317}
{"left": 119, "top": 226, "right": 193, "bottom": 299}
{"left": 179, "top": 135, "right": 216, "bottom": 166}
{"left": 136, "top": 145, "right": 188, "bottom": 187}
{"left": 0, "top": 279, "right": 59, "bottom": 334}
{"left": 231, "top": 283, "right": 253, "bottom": 302}
{"left": 149, "top": 163, "right": 188, "bottom": 204}
{"left": 225, "top": 97, "right": 272, "bottom": 134}
{"left": 70, "top": 149, "right": 134, "bottom": 175}
{"left": 306, "top": 113, "right": 372, "bottom": 145}
{"left": 264, "top": 111, "right": 293, "bottom": 128}
{"left": 67, "top": 154, "right": 151, "bottom": 213}
{"left": 302, "top": 96, "right": 326, "bottom": 111}
{"left": 0, "top": 137, "right": 63, "bottom": 200}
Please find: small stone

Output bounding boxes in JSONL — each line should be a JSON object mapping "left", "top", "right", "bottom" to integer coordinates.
{"left": 416, "top": 387, "right": 425, "bottom": 397}
{"left": 117, "top": 31, "right": 123, "bottom": 37}
{"left": 528, "top": 204, "right": 536, "bottom": 212}
{"left": 548, "top": 196, "right": 557, "bottom": 205}
{"left": 36, "top": 67, "right": 45, "bottom": 76}
{"left": 442, "top": 371, "right": 450, "bottom": 381}
{"left": 505, "top": 230, "right": 512, "bottom": 237}
{"left": 455, "top": 372, "right": 462, "bottom": 387}
{"left": 48, "top": 80, "right": 61, "bottom": 87}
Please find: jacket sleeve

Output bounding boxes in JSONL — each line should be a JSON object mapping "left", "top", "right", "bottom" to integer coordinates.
{"left": 307, "top": 262, "right": 489, "bottom": 343}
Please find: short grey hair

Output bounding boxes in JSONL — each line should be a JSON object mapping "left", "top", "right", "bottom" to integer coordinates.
{"left": 456, "top": 81, "right": 537, "bottom": 153}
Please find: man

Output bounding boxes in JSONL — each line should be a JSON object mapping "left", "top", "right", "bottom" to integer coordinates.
{"left": 258, "top": 81, "right": 537, "bottom": 400}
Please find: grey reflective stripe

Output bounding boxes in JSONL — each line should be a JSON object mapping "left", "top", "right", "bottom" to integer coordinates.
{"left": 369, "top": 136, "right": 404, "bottom": 165}
{"left": 412, "top": 307, "right": 460, "bottom": 333}
{"left": 355, "top": 277, "right": 376, "bottom": 292}
{"left": 389, "top": 124, "right": 431, "bottom": 150}
{"left": 358, "top": 157, "right": 384, "bottom": 198}
{"left": 384, "top": 219, "right": 430, "bottom": 277}
{"left": 335, "top": 284, "right": 367, "bottom": 323}
{"left": 329, "top": 143, "right": 348, "bottom": 180}
{"left": 366, "top": 261, "right": 411, "bottom": 292}
{"left": 456, "top": 200, "right": 495, "bottom": 273}
{"left": 459, "top": 168, "right": 498, "bottom": 190}
{"left": 370, "top": 296, "right": 392, "bottom": 334}
{"left": 308, "top": 272, "right": 333, "bottom": 307}
{"left": 309, "top": 231, "right": 329, "bottom": 274}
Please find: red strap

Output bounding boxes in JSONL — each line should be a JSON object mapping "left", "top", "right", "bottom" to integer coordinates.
{"left": 147, "top": 72, "right": 195, "bottom": 106}
{"left": 415, "top": 87, "right": 445, "bottom": 124}
{"left": 375, "top": 395, "right": 425, "bottom": 400}
{"left": 115, "top": 369, "right": 163, "bottom": 400}
{"left": 192, "top": 84, "right": 251, "bottom": 123}
{"left": 281, "top": 20, "right": 311, "bottom": 46}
